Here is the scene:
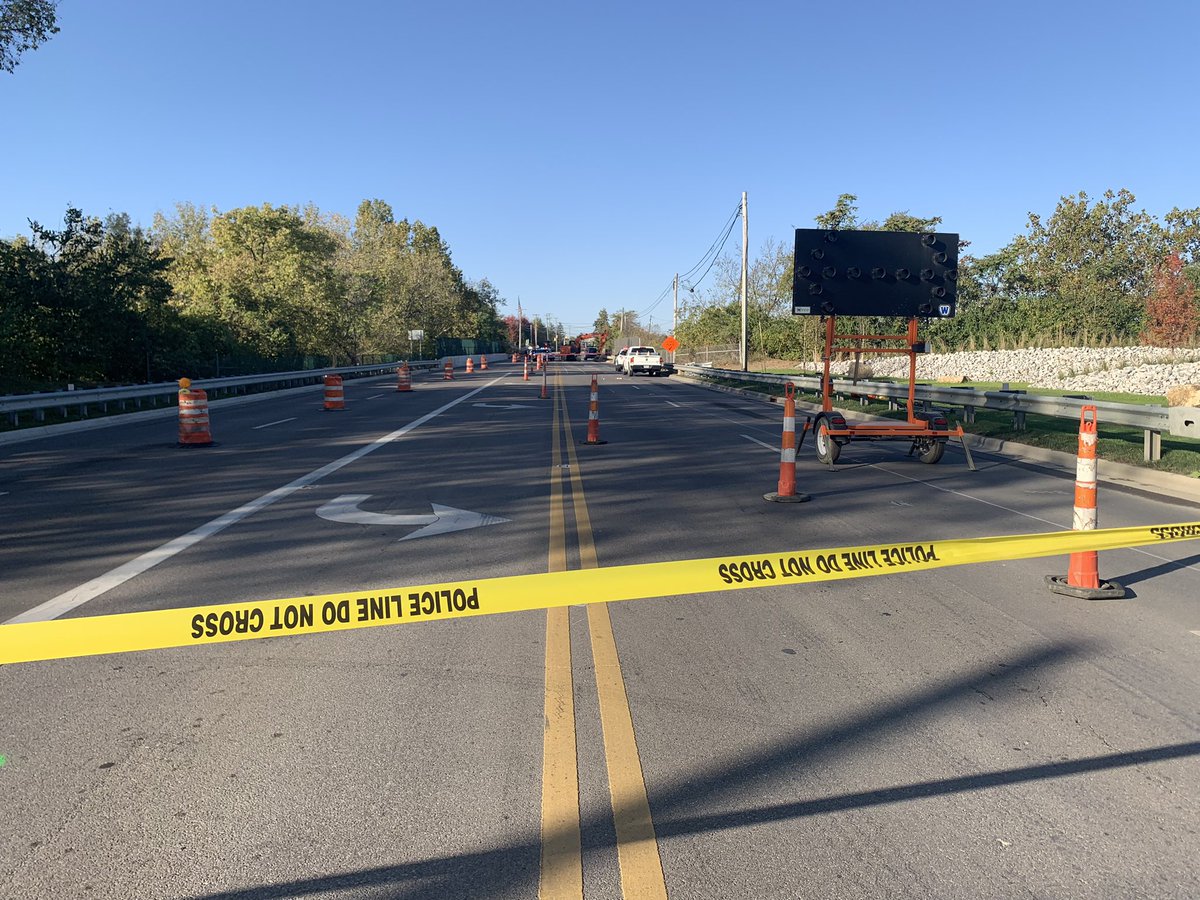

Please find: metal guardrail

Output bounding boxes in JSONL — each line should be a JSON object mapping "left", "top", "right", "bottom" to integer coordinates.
{"left": 0, "top": 360, "right": 439, "bottom": 428}
{"left": 678, "top": 365, "right": 1194, "bottom": 462}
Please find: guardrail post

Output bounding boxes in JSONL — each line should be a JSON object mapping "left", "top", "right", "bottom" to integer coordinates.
{"left": 1144, "top": 429, "right": 1162, "bottom": 462}
{"left": 1013, "top": 410, "right": 1026, "bottom": 431}
{"left": 963, "top": 404, "right": 975, "bottom": 424}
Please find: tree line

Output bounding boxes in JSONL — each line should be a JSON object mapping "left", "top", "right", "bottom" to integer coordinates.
{"left": 0, "top": 200, "right": 508, "bottom": 391}
{"left": 676, "top": 190, "right": 1200, "bottom": 361}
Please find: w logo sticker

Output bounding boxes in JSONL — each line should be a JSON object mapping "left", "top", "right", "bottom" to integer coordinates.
{"left": 938, "top": 304, "right": 952, "bottom": 316}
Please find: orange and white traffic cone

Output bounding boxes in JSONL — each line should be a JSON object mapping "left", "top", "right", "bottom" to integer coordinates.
{"left": 1047, "top": 406, "right": 1125, "bottom": 599}
{"left": 323, "top": 374, "right": 345, "bottom": 410}
{"left": 764, "top": 382, "right": 810, "bottom": 503}
{"left": 511, "top": 353, "right": 519, "bottom": 363}
{"left": 177, "top": 378, "right": 213, "bottom": 446}
{"left": 443, "top": 360, "right": 454, "bottom": 380}
{"left": 480, "top": 355, "right": 488, "bottom": 371}
{"left": 523, "top": 358, "right": 530, "bottom": 381}
{"left": 581, "top": 375, "right": 606, "bottom": 444}
{"left": 466, "top": 357, "right": 475, "bottom": 374}
{"left": 540, "top": 365, "right": 548, "bottom": 400}
{"left": 395, "top": 363, "right": 412, "bottom": 392}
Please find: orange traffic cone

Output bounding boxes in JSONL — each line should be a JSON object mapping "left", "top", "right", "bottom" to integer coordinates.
{"left": 466, "top": 357, "right": 475, "bottom": 374}
{"left": 581, "top": 375, "right": 606, "bottom": 444}
{"left": 323, "top": 374, "right": 345, "bottom": 410}
{"left": 443, "top": 360, "right": 454, "bottom": 380}
{"left": 1047, "top": 406, "right": 1125, "bottom": 599}
{"left": 395, "top": 363, "right": 412, "bottom": 392}
{"left": 540, "top": 366, "right": 548, "bottom": 400}
{"left": 764, "top": 382, "right": 810, "bottom": 502}
{"left": 523, "top": 358, "right": 530, "bottom": 381}
{"left": 177, "top": 378, "right": 213, "bottom": 446}
{"left": 480, "top": 355, "right": 488, "bottom": 371}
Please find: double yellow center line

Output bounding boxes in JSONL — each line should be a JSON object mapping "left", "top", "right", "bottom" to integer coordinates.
{"left": 540, "top": 370, "right": 668, "bottom": 900}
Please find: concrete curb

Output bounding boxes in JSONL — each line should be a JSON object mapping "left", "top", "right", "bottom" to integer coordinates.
{"left": 678, "top": 373, "right": 1200, "bottom": 507}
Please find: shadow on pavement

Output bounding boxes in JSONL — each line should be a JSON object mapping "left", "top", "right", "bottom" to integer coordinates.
{"left": 184, "top": 640, "right": 1200, "bottom": 900}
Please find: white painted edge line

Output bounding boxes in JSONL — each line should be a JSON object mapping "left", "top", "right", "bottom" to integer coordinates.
{"left": 665, "top": 401, "right": 682, "bottom": 408}
{"left": 741, "top": 434, "right": 777, "bottom": 452}
{"left": 1191, "top": 630, "right": 1200, "bottom": 638}
{"left": 252, "top": 417, "right": 298, "bottom": 430}
{"left": 365, "top": 393, "right": 386, "bottom": 400}
{"left": 5, "top": 377, "right": 508, "bottom": 624}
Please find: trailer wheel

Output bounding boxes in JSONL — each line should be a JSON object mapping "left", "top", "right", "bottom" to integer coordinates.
{"left": 814, "top": 415, "right": 841, "bottom": 465}
{"left": 914, "top": 439, "right": 945, "bottom": 464}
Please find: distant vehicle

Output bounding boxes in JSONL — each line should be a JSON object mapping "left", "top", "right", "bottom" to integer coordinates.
{"left": 583, "top": 347, "right": 602, "bottom": 361}
{"left": 613, "top": 347, "right": 629, "bottom": 372}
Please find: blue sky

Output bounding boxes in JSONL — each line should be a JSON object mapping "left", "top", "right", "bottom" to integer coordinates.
{"left": 3, "top": 0, "right": 1197, "bottom": 334}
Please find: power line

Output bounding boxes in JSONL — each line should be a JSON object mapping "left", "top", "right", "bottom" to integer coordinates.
{"left": 639, "top": 202, "right": 742, "bottom": 319}
{"left": 678, "top": 203, "right": 742, "bottom": 284}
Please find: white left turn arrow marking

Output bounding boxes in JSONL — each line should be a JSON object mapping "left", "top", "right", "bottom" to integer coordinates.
{"left": 316, "top": 494, "right": 509, "bottom": 540}
{"left": 472, "top": 402, "right": 532, "bottom": 409}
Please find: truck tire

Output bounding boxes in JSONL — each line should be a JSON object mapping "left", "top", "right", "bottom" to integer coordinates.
{"left": 814, "top": 414, "right": 840, "bottom": 465}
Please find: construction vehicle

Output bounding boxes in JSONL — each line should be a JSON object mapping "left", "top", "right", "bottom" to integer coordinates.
{"left": 574, "top": 331, "right": 608, "bottom": 360}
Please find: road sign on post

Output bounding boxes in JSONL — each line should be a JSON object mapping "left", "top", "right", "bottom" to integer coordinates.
{"left": 792, "top": 229, "right": 959, "bottom": 318}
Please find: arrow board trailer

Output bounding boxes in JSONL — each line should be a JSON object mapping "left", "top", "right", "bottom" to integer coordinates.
{"left": 791, "top": 229, "right": 974, "bottom": 470}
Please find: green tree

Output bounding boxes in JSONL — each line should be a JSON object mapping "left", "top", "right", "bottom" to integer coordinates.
{"left": 593, "top": 307, "right": 610, "bottom": 335}
{"left": 1, "top": 0, "right": 58, "bottom": 73}
{"left": 814, "top": 193, "right": 860, "bottom": 231}
{"left": 1001, "top": 189, "right": 1167, "bottom": 343}
{"left": 1, "top": 208, "right": 177, "bottom": 384}
{"left": 205, "top": 203, "right": 342, "bottom": 360}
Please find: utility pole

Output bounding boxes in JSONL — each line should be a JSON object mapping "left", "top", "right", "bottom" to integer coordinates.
{"left": 517, "top": 296, "right": 524, "bottom": 348}
{"left": 740, "top": 191, "right": 749, "bottom": 372}
{"left": 672, "top": 273, "right": 679, "bottom": 364}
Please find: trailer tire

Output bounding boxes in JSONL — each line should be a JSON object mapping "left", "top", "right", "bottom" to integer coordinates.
{"left": 915, "top": 439, "right": 945, "bottom": 464}
{"left": 814, "top": 415, "right": 841, "bottom": 465}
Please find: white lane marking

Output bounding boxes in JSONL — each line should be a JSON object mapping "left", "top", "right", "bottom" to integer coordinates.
{"left": 870, "top": 463, "right": 1200, "bottom": 573}
{"left": 366, "top": 393, "right": 386, "bottom": 400}
{"left": 1191, "top": 630, "right": 1200, "bottom": 638}
{"left": 872, "top": 463, "right": 1066, "bottom": 530}
{"left": 0, "top": 491, "right": 9, "bottom": 496}
{"left": 665, "top": 401, "right": 682, "bottom": 408}
{"left": 741, "top": 434, "right": 777, "bottom": 452}
{"left": 6, "top": 376, "right": 509, "bottom": 624}
{"left": 252, "top": 417, "right": 298, "bottom": 430}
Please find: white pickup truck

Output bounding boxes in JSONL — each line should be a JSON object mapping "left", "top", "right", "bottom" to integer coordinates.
{"left": 621, "top": 346, "right": 664, "bottom": 377}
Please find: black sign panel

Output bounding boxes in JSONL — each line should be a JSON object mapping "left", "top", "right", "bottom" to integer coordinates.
{"left": 792, "top": 229, "right": 959, "bottom": 318}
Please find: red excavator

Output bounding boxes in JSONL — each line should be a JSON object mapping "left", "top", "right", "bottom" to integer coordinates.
{"left": 574, "top": 331, "right": 608, "bottom": 360}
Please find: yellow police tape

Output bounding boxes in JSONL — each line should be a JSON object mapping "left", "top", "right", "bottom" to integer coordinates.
{"left": 3, "top": 522, "right": 1199, "bottom": 665}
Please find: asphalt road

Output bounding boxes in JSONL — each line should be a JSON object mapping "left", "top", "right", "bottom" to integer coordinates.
{"left": 1, "top": 361, "right": 1198, "bottom": 899}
